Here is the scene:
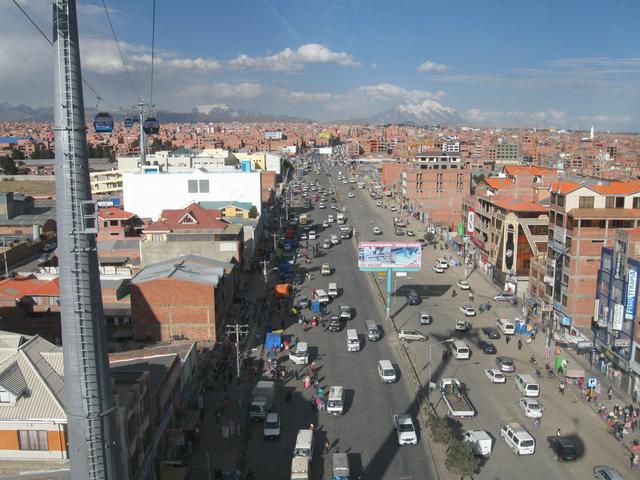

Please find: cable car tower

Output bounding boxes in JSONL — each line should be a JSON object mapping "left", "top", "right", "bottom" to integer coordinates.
{"left": 53, "top": 0, "right": 122, "bottom": 478}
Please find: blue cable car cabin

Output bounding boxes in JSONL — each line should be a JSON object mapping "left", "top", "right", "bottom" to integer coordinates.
{"left": 124, "top": 117, "right": 134, "bottom": 128}
{"left": 93, "top": 112, "right": 114, "bottom": 133}
{"left": 143, "top": 116, "right": 160, "bottom": 135}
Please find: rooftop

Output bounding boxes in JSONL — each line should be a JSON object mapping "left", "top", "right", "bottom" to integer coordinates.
{"left": 568, "top": 208, "right": 640, "bottom": 219}
{"left": 490, "top": 198, "right": 548, "bottom": 213}
{"left": 144, "top": 202, "right": 227, "bottom": 232}
{"left": 98, "top": 207, "right": 137, "bottom": 221}
{"left": 130, "top": 254, "right": 233, "bottom": 287}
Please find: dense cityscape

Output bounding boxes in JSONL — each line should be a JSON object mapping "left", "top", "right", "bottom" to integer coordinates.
{"left": 1, "top": 1, "right": 640, "bottom": 479}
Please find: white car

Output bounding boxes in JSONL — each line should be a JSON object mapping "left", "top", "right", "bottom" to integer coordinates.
{"left": 331, "top": 203, "right": 338, "bottom": 209}
{"left": 322, "top": 221, "right": 329, "bottom": 228}
{"left": 433, "top": 265, "right": 445, "bottom": 273}
{"left": 263, "top": 412, "right": 281, "bottom": 439}
{"left": 373, "top": 226, "right": 382, "bottom": 235}
{"left": 519, "top": 397, "right": 544, "bottom": 418}
{"left": 376, "top": 200, "right": 383, "bottom": 206}
{"left": 390, "top": 206, "right": 397, "bottom": 212}
{"left": 398, "top": 330, "right": 426, "bottom": 342}
{"left": 455, "top": 320, "right": 472, "bottom": 331}
{"left": 393, "top": 414, "right": 418, "bottom": 445}
{"left": 339, "top": 305, "right": 352, "bottom": 320}
{"left": 348, "top": 192, "right": 355, "bottom": 198}
{"left": 318, "top": 203, "right": 326, "bottom": 209}
{"left": 484, "top": 368, "right": 507, "bottom": 384}
{"left": 419, "top": 312, "right": 432, "bottom": 325}
{"left": 459, "top": 305, "right": 476, "bottom": 316}
{"left": 308, "top": 231, "right": 316, "bottom": 240}
{"left": 456, "top": 280, "right": 470, "bottom": 290}
{"left": 322, "top": 239, "right": 332, "bottom": 249}
{"left": 299, "top": 233, "right": 308, "bottom": 240}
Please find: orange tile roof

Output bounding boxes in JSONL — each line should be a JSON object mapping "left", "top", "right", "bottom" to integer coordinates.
{"left": 98, "top": 207, "right": 136, "bottom": 220}
{"left": 589, "top": 180, "right": 640, "bottom": 195}
{"left": 549, "top": 181, "right": 581, "bottom": 194}
{"left": 484, "top": 177, "right": 511, "bottom": 190}
{"left": 28, "top": 278, "right": 60, "bottom": 297}
{"left": 0, "top": 276, "right": 49, "bottom": 301}
{"left": 490, "top": 198, "right": 548, "bottom": 213}
{"left": 504, "top": 165, "right": 557, "bottom": 177}
{"left": 144, "top": 203, "right": 227, "bottom": 232}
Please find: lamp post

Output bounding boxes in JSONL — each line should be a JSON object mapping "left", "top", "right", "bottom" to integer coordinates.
{"left": 427, "top": 338, "right": 454, "bottom": 397}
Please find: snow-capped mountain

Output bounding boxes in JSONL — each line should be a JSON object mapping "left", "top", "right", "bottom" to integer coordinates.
{"left": 354, "top": 100, "right": 465, "bottom": 125}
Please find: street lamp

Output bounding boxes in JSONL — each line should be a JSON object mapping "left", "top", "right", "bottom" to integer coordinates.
{"left": 427, "top": 338, "right": 454, "bottom": 397}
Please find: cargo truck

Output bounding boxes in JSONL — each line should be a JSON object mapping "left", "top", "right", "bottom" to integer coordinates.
{"left": 440, "top": 378, "right": 475, "bottom": 418}
{"left": 250, "top": 381, "right": 276, "bottom": 420}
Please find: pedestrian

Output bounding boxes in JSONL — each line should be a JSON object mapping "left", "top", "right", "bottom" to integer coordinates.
{"left": 559, "top": 381, "right": 565, "bottom": 396}
{"left": 505, "top": 335, "right": 511, "bottom": 345}
{"left": 285, "top": 391, "right": 292, "bottom": 403}
{"left": 556, "top": 428, "right": 562, "bottom": 437}
{"left": 309, "top": 423, "right": 315, "bottom": 432}
{"left": 534, "top": 417, "right": 541, "bottom": 430}
{"left": 632, "top": 453, "right": 640, "bottom": 470}
{"left": 517, "top": 339, "right": 523, "bottom": 351}
{"left": 608, "top": 386, "right": 613, "bottom": 400}
{"left": 295, "top": 369, "right": 300, "bottom": 381}
{"left": 325, "top": 438, "right": 330, "bottom": 454}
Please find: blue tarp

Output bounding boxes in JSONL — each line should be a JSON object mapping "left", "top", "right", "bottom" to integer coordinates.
{"left": 279, "top": 262, "right": 292, "bottom": 273}
{"left": 311, "top": 300, "right": 321, "bottom": 312}
{"left": 265, "top": 332, "right": 282, "bottom": 351}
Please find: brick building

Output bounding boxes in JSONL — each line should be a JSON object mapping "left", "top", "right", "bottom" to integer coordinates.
{"left": 97, "top": 207, "right": 142, "bottom": 240}
{"left": 130, "top": 255, "right": 236, "bottom": 343}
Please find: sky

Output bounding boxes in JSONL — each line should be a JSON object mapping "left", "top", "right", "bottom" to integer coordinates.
{"left": 2, "top": 0, "right": 640, "bottom": 130}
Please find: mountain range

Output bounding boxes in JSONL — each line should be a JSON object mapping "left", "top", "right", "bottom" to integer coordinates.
{"left": 0, "top": 100, "right": 465, "bottom": 126}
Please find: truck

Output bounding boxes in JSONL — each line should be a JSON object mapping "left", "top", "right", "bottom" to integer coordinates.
{"left": 290, "top": 457, "right": 310, "bottom": 480}
{"left": 464, "top": 430, "right": 492, "bottom": 456}
{"left": 439, "top": 378, "right": 475, "bottom": 418}
{"left": 250, "top": 381, "right": 276, "bottom": 421}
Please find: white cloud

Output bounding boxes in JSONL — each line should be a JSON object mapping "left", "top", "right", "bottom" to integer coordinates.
{"left": 575, "top": 114, "right": 632, "bottom": 124}
{"left": 183, "top": 82, "right": 264, "bottom": 99}
{"left": 229, "top": 43, "right": 359, "bottom": 72}
{"left": 371, "top": 63, "right": 378, "bottom": 69}
{"left": 417, "top": 60, "right": 448, "bottom": 72}
{"left": 466, "top": 108, "right": 566, "bottom": 125}
{"left": 287, "top": 91, "right": 335, "bottom": 102}
{"left": 284, "top": 83, "right": 445, "bottom": 105}
{"left": 77, "top": 2, "right": 117, "bottom": 15}
{"left": 396, "top": 100, "right": 458, "bottom": 117}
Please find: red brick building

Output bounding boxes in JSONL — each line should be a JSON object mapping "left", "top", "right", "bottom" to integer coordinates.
{"left": 130, "top": 255, "right": 236, "bottom": 343}
{"left": 97, "top": 207, "right": 142, "bottom": 240}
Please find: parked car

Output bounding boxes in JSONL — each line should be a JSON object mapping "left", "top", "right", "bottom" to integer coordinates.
{"left": 479, "top": 341, "right": 497, "bottom": 354}
{"left": 373, "top": 226, "right": 382, "bottom": 235}
{"left": 292, "top": 274, "right": 303, "bottom": 285}
{"left": 390, "top": 206, "right": 397, "bottom": 212}
{"left": 484, "top": 368, "right": 506, "bottom": 384}
{"left": 348, "top": 192, "right": 355, "bottom": 198}
{"left": 482, "top": 327, "right": 501, "bottom": 339}
{"left": 455, "top": 320, "right": 472, "bottom": 332}
{"left": 322, "top": 239, "right": 332, "bottom": 249}
{"left": 395, "top": 228, "right": 405, "bottom": 236}
{"left": 328, "top": 316, "right": 342, "bottom": 332}
{"left": 496, "top": 356, "right": 516, "bottom": 372}
{"left": 593, "top": 466, "right": 624, "bottom": 480}
{"left": 456, "top": 280, "right": 470, "bottom": 290}
{"left": 494, "top": 292, "right": 515, "bottom": 302}
{"left": 419, "top": 312, "right": 432, "bottom": 325}
{"left": 406, "top": 230, "right": 415, "bottom": 236}
{"left": 547, "top": 436, "right": 578, "bottom": 462}
{"left": 459, "top": 305, "right": 476, "bottom": 316}
{"left": 298, "top": 296, "right": 309, "bottom": 309}
{"left": 519, "top": 398, "right": 544, "bottom": 418}
{"left": 433, "top": 265, "right": 445, "bottom": 273}
{"left": 339, "top": 305, "right": 352, "bottom": 320}
{"left": 398, "top": 330, "right": 426, "bottom": 342}
{"left": 407, "top": 290, "right": 421, "bottom": 305}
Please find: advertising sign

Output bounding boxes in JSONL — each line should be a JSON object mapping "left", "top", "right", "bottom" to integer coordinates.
{"left": 625, "top": 265, "right": 638, "bottom": 320}
{"left": 467, "top": 209, "right": 475, "bottom": 235}
{"left": 457, "top": 223, "right": 464, "bottom": 237}
{"left": 612, "top": 303, "right": 624, "bottom": 331}
{"left": 358, "top": 242, "right": 422, "bottom": 271}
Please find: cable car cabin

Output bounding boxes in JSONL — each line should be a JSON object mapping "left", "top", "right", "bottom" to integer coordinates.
{"left": 143, "top": 117, "right": 160, "bottom": 135}
{"left": 93, "top": 112, "right": 114, "bottom": 133}
{"left": 124, "top": 117, "right": 134, "bottom": 128}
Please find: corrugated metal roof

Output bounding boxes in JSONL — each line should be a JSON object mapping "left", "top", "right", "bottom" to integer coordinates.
{"left": 41, "top": 351, "right": 64, "bottom": 377}
{"left": 130, "top": 255, "right": 231, "bottom": 287}
{"left": 0, "top": 359, "right": 27, "bottom": 396}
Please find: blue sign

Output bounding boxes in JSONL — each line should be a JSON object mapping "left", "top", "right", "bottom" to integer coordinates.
{"left": 587, "top": 378, "right": 597, "bottom": 388}
{"left": 560, "top": 315, "right": 572, "bottom": 326}
{"left": 625, "top": 265, "right": 638, "bottom": 320}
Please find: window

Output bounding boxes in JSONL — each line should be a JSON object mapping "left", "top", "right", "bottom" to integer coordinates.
{"left": 18, "top": 430, "right": 48, "bottom": 451}
{"left": 561, "top": 295, "right": 568, "bottom": 307}
{"left": 0, "top": 389, "right": 11, "bottom": 403}
{"left": 633, "top": 197, "right": 640, "bottom": 209}
{"left": 188, "top": 179, "right": 198, "bottom": 193}
{"left": 578, "top": 196, "right": 594, "bottom": 208}
{"left": 557, "top": 195, "right": 565, "bottom": 207}
{"left": 199, "top": 179, "right": 210, "bottom": 193}
{"left": 605, "top": 197, "right": 615, "bottom": 208}
{"left": 616, "top": 197, "right": 624, "bottom": 208}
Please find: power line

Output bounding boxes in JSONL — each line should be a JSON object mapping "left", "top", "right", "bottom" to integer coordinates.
{"left": 101, "top": 0, "right": 141, "bottom": 102}
{"left": 149, "top": 0, "right": 156, "bottom": 106}
{"left": 12, "top": 0, "right": 110, "bottom": 106}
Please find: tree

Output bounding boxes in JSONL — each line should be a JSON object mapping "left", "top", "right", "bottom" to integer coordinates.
{"left": 30, "top": 149, "right": 54, "bottom": 159}
{"left": 11, "top": 148, "right": 24, "bottom": 160}
{"left": 0, "top": 156, "right": 18, "bottom": 175}
{"left": 428, "top": 413, "right": 452, "bottom": 445}
{"left": 445, "top": 439, "right": 479, "bottom": 479}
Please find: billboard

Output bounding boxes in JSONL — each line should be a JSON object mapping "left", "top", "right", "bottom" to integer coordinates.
{"left": 625, "top": 265, "right": 638, "bottom": 320}
{"left": 358, "top": 242, "right": 422, "bottom": 270}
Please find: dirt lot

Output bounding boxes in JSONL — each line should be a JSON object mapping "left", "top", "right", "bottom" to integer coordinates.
{"left": 0, "top": 179, "right": 56, "bottom": 197}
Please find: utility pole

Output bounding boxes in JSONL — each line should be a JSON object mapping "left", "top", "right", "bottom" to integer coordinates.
{"left": 261, "top": 259, "right": 270, "bottom": 284}
{"left": 224, "top": 324, "right": 249, "bottom": 409}
{"left": 2, "top": 237, "right": 8, "bottom": 275}
{"left": 138, "top": 102, "right": 147, "bottom": 168}
{"left": 53, "top": 1, "right": 122, "bottom": 478}
{"left": 271, "top": 233, "right": 278, "bottom": 251}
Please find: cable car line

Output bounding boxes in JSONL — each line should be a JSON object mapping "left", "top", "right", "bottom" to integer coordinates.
{"left": 149, "top": 0, "right": 157, "bottom": 106}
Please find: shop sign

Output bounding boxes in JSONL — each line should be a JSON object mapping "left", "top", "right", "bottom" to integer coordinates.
{"left": 466, "top": 209, "right": 475, "bottom": 235}
{"left": 560, "top": 315, "right": 572, "bottom": 326}
{"left": 625, "top": 266, "right": 638, "bottom": 320}
{"left": 612, "top": 303, "right": 624, "bottom": 331}
{"left": 614, "top": 338, "right": 630, "bottom": 348}
{"left": 594, "top": 299, "right": 601, "bottom": 325}
{"left": 587, "top": 378, "right": 598, "bottom": 388}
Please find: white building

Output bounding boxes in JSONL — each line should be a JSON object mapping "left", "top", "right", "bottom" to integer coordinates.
{"left": 123, "top": 167, "right": 263, "bottom": 220}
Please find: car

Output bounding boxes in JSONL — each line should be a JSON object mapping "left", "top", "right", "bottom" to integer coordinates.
{"left": 331, "top": 203, "right": 338, "bottom": 209}
{"left": 318, "top": 203, "right": 326, "bottom": 209}
{"left": 292, "top": 274, "right": 303, "bottom": 285}
{"left": 407, "top": 290, "right": 421, "bottom": 305}
{"left": 393, "top": 414, "right": 418, "bottom": 445}
{"left": 376, "top": 200, "right": 383, "bottom": 206}
{"left": 593, "top": 466, "right": 624, "bottom": 480}
{"left": 546, "top": 436, "right": 578, "bottom": 462}
{"left": 322, "top": 239, "right": 331, "bottom": 249}
{"left": 433, "top": 265, "right": 445, "bottom": 273}
{"left": 263, "top": 412, "right": 281, "bottom": 439}
{"left": 395, "top": 228, "right": 404, "bottom": 236}
{"left": 455, "top": 320, "right": 472, "bottom": 332}
{"left": 299, "top": 233, "right": 308, "bottom": 241}
{"left": 398, "top": 329, "right": 426, "bottom": 342}
{"left": 348, "top": 192, "right": 355, "bottom": 198}
{"left": 496, "top": 356, "right": 516, "bottom": 372}
{"left": 322, "top": 221, "right": 329, "bottom": 228}
{"left": 339, "top": 305, "right": 352, "bottom": 320}
{"left": 459, "top": 305, "right": 476, "bottom": 316}
{"left": 308, "top": 231, "right": 317, "bottom": 240}
{"left": 479, "top": 341, "right": 497, "bottom": 354}
{"left": 298, "top": 296, "right": 309, "bottom": 309}
{"left": 39, "top": 254, "right": 49, "bottom": 263}
{"left": 519, "top": 398, "right": 544, "bottom": 418}
{"left": 494, "top": 292, "right": 515, "bottom": 302}
{"left": 456, "top": 280, "right": 470, "bottom": 290}
{"left": 390, "top": 206, "right": 397, "bottom": 212}
{"left": 419, "top": 312, "right": 432, "bottom": 325}
{"left": 484, "top": 368, "right": 506, "bottom": 384}
{"left": 342, "top": 179, "right": 349, "bottom": 184}
{"left": 406, "top": 230, "right": 415, "bottom": 236}
{"left": 328, "top": 315, "right": 342, "bottom": 332}
{"left": 330, "top": 235, "right": 340, "bottom": 245}
{"left": 373, "top": 226, "right": 382, "bottom": 235}
{"left": 321, "top": 263, "right": 331, "bottom": 275}
{"left": 482, "top": 327, "right": 501, "bottom": 339}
